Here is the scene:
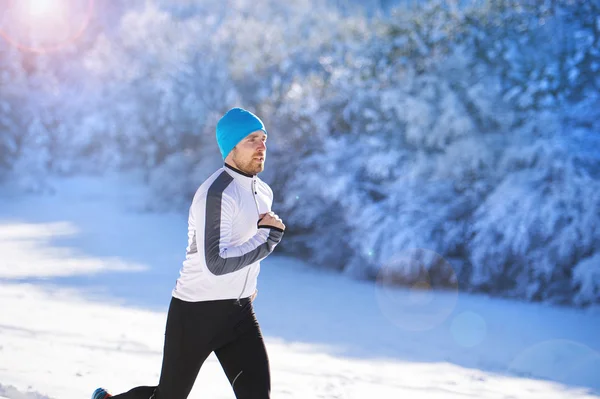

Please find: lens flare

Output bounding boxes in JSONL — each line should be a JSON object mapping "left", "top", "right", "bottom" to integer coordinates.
{"left": 0, "top": 0, "right": 94, "bottom": 53}
{"left": 508, "top": 339, "right": 600, "bottom": 390}
{"left": 24, "top": 0, "right": 55, "bottom": 19}
{"left": 374, "top": 248, "right": 459, "bottom": 332}
{"left": 450, "top": 311, "right": 487, "bottom": 348}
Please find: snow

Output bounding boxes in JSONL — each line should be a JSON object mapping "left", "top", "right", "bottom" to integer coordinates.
{"left": 0, "top": 174, "right": 599, "bottom": 399}
{"left": 0, "top": 384, "right": 51, "bottom": 399}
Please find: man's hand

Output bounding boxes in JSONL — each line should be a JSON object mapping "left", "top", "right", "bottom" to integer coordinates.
{"left": 258, "top": 211, "right": 286, "bottom": 231}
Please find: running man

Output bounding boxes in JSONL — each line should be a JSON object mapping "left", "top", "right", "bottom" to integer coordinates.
{"left": 93, "top": 107, "right": 285, "bottom": 399}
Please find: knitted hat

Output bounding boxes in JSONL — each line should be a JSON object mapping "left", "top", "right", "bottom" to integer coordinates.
{"left": 216, "top": 108, "right": 267, "bottom": 160}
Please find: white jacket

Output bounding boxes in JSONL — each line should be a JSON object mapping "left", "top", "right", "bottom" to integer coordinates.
{"left": 172, "top": 163, "right": 284, "bottom": 302}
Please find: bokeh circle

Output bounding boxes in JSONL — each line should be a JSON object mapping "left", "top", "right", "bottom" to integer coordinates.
{"left": 375, "top": 248, "right": 459, "bottom": 332}
{"left": 450, "top": 310, "right": 487, "bottom": 348}
{"left": 508, "top": 339, "right": 600, "bottom": 391}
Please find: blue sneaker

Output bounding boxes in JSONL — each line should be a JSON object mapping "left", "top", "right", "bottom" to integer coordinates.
{"left": 92, "top": 388, "right": 111, "bottom": 399}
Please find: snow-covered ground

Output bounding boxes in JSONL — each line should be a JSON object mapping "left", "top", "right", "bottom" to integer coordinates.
{"left": 0, "top": 173, "right": 599, "bottom": 399}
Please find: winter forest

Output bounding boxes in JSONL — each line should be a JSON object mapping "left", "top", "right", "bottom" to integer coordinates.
{"left": 0, "top": 0, "right": 599, "bottom": 307}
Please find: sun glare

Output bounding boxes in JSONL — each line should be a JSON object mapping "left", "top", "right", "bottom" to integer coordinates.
{"left": 25, "top": 0, "right": 57, "bottom": 19}
{"left": 0, "top": 0, "right": 94, "bottom": 52}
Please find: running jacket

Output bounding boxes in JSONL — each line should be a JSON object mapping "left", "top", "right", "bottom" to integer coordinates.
{"left": 172, "top": 163, "right": 284, "bottom": 302}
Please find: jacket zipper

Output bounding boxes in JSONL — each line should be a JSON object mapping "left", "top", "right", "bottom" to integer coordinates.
{"left": 237, "top": 179, "right": 260, "bottom": 306}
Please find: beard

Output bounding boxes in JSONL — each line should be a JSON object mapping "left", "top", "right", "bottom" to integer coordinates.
{"left": 231, "top": 149, "right": 265, "bottom": 175}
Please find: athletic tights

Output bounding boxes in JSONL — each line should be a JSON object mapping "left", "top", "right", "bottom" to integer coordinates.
{"left": 111, "top": 296, "right": 270, "bottom": 399}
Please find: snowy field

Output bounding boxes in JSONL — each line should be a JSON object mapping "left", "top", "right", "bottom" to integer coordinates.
{"left": 0, "top": 174, "right": 599, "bottom": 399}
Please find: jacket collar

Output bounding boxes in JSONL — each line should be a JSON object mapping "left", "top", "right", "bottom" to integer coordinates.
{"left": 224, "top": 163, "right": 256, "bottom": 186}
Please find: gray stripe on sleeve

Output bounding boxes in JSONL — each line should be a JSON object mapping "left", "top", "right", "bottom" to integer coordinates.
{"left": 204, "top": 172, "right": 282, "bottom": 276}
{"left": 265, "top": 228, "right": 284, "bottom": 248}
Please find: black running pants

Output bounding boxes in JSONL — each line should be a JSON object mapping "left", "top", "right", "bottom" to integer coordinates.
{"left": 111, "top": 296, "right": 270, "bottom": 399}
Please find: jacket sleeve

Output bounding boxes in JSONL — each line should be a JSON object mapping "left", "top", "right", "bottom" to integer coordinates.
{"left": 198, "top": 189, "right": 283, "bottom": 276}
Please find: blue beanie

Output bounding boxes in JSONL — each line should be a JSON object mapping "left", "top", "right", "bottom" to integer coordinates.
{"left": 216, "top": 108, "right": 267, "bottom": 160}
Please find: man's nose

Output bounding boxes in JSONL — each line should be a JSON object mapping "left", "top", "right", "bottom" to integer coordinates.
{"left": 257, "top": 141, "right": 267, "bottom": 150}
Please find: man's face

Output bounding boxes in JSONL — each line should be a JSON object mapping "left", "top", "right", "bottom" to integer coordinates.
{"left": 228, "top": 130, "right": 267, "bottom": 175}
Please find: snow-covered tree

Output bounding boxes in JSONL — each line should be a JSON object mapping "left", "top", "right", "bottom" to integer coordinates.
{"left": 573, "top": 253, "right": 600, "bottom": 307}
{"left": 469, "top": 125, "right": 600, "bottom": 303}
{"left": 1, "top": 0, "right": 597, "bottom": 305}
{"left": 0, "top": 44, "right": 28, "bottom": 179}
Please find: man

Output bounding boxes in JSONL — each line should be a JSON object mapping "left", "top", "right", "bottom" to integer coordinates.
{"left": 93, "top": 107, "right": 285, "bottom": 399}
